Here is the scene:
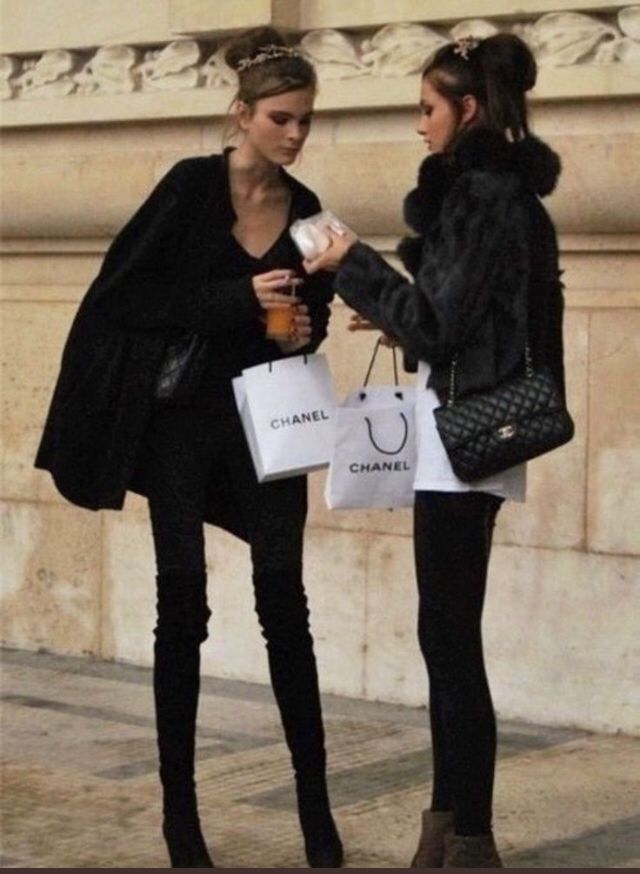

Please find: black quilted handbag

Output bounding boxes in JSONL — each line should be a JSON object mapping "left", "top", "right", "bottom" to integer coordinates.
{"left": 155, "top": 333, "right": 209, "bottom": 402}
{"left": 433, "top": 347, "right": 574, "bottom": 483}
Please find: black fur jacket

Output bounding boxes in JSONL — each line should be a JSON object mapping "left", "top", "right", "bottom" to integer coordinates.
{"left": 335, "top": 125, "right": 566, "bottom": 402}
{"left": 35, "top": 152, "right": 333, "bottom": 535}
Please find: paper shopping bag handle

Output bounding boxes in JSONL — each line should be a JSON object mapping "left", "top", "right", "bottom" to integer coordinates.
{"left": 267, "top": 354, "right": 309, "bottom": 373}
{"left": 359, "top": 338, "right": 403, "bottom": 402}
{"left": 363, "top": 337, "right": 398, "bottom": 386}
{"left": 364, "top": 412, "right": 409, "bottom": 456}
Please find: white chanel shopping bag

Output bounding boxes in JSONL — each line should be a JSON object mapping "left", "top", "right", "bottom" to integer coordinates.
{"left": 326, "top": 340, "right": 417, "bottom": 509}
{"left": 233, "top": 354, "right": 337, "bottom": 482}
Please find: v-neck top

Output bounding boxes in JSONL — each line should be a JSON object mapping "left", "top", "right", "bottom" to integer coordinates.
{"left": 194, "top": 150, "right": 307, "bottom": 409}
{"left": 224, "top": 218, "right": 297, "bottom": 276}
{"left": 222, "top": 148, "right": 297, "bottom": 271}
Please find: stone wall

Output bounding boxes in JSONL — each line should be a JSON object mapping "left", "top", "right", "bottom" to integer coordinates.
{"left": 1, "top": 0, "right": 639, "bottom": 735}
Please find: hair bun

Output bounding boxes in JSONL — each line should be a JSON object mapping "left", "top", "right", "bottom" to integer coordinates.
{"left": 481, "top": 33, "right": 537, "bottom": 93}
{"left": 225, "top": 26, "right": 286, "bottom": 72}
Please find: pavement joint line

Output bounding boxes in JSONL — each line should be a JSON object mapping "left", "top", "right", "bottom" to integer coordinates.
{"left": 0, "top": 693, "right": 279, "bottom": 747}
{"left": 0, "top": 647, "right": 589, "bottom": 741}
{"left": 239, "top": 725, "right": 590, "bottom": 812}
{"left": 503, "top": 813, "right": 640, "bottom": 868}
{"left": 1, "top": 691, "right": 584, "bottom": 775}
{"left": 93, "top": 743, "right": 225, "bottom": 780}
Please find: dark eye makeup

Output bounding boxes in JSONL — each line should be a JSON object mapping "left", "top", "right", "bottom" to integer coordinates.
{"left": 269, "top": 113, "right": 313, "bottom": 126}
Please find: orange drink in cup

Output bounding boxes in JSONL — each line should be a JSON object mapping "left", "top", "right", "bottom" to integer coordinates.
{"left": 265, "top": 278, "right": 303, "bottom": 340}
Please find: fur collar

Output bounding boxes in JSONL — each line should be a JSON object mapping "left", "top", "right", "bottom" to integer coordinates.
{"left": 403, "top": 126, "right": 561, "bottom": 235}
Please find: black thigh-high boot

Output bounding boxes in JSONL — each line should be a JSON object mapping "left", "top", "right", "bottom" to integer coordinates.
{"left": 154, "top": 572, "right": 215, "bottom": 868}
{"left": 253, "top": 568, "right": 343, "bottom": 868}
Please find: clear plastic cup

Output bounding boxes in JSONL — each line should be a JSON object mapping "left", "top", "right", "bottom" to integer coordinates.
{"left": 265, "top": 279, "right": 303, "bottom": 340}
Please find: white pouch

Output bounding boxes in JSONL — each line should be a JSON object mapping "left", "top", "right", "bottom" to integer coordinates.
{"left": 289, "top": 209, "right": 355, "bottom": 259}
{"left": 233, "top": 353, "right": 337, "bottom": 482}
{"left": 325, "top": 340, "right": 417, "bottom": 509}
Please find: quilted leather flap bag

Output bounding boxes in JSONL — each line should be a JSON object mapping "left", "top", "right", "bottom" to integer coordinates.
{"left": 434, "top": 346, "right": 575, "bottom": 483}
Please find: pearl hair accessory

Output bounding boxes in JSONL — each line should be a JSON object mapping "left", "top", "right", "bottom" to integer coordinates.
{"left": 453, "top": 37, "right": 480, "bottom": 61}
{"left": 236, "top": 44, "right": 304, "bottom": 72}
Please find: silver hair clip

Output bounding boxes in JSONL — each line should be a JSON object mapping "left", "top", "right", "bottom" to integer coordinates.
{"left": 236, "top": 44, "right": 303, "bottom": 72}
{"left": 453, "top": 37, "right": 480, "bottom": 61}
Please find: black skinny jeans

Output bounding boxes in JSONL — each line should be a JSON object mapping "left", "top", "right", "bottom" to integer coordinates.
{"left": 414, "top": 490, "right": 503, "bottom": 836}
{"left": 137, "top": 402, "right": 327, "bottom": 817}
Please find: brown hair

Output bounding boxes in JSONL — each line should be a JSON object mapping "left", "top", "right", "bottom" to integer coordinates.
{"left": 225, "top": 26, "right": 316, "bottom": 106}
{"left": 423, "top": 33, "right": 537, "bottom": 143}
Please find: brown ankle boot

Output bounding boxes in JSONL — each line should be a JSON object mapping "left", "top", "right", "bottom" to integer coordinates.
{"left": 410, "top": 810, "right": 455, "bottom": 867}
{"left": 443, "top": 832, "right": 503, "bottom": 868}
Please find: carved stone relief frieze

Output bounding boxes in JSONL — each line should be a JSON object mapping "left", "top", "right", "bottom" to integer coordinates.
{"left": 200, "top": 43, "right": 238, "bottom": 89}
{"left": 360, "top": 23, "right": 448, "bottom": 76}
{"left": 300, "top": 29, "right": 368, "bottom": 79}
{"left": 617, "top": 5, "right": 640, "bottom": 61}
{"left": 515, "top": 11, "right": 621, "bottom": 65}
{"left": 449, "top": 19, "right": 500, "bottom": 42}
{"left": 74, "top": 45, "right": 138, "bottom": 95}
{"left": 1, "top": 7, "right": 639, "bottom": 101}
{"left": 136, "top": 40, "right": 201, "bottom": 90}
{"left": 0, "top": 54, "right": 19, "bottom": 99}
{"left": 14, "top": 49, "right": 77, "bottom": 99}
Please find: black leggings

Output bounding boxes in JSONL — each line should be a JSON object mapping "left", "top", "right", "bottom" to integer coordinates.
{"left": 414, "top": 490, "right": 503, "bottom": 836}
{"left": 137, "top": 403, "right": 327, "bottom": 816}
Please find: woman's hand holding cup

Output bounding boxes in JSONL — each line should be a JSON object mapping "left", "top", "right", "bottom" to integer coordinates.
{"left": 252, "top": 269, "right": 302, "bottom": 309}
{"left": 276, "top": 303, "right": 312, "bottom": 354}
{"left": 253, "top": 270, "right": 304, "bottom": 340}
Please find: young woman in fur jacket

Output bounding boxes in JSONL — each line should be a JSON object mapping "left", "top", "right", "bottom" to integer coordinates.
{"left": 36, "top": 27, "right": 343, "bottom": 870}
{"left": 305, "top": 33, "right": 567, "bottom": 868}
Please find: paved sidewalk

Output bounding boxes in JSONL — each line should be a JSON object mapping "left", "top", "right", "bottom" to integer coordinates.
{"left": 1, "top": 648, "right": 638, "bottom": 868}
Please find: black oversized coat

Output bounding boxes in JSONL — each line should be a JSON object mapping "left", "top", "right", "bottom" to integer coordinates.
{"left": 335, "top": 126, "right": 566, "bottom": 404}
{"left": 35, "top": 152, "right": 333, "bottom": 538}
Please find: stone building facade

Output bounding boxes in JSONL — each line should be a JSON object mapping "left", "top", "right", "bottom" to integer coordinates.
{"left": 1, "top": 0, "right": 638, "bottom": 735}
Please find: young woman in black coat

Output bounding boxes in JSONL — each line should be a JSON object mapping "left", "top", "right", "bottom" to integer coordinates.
{"left": 36, "top": 27, "right": 343, "bottom": 870}
{"left": 305, "top": 34, "right": 567, "bottom": 868}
